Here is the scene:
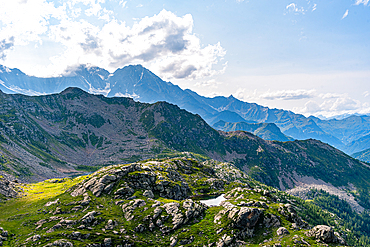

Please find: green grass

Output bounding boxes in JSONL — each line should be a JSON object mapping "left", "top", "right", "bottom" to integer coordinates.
{"left": 0, "top": 157, "right": 359, "bottom": 246}
{"left": 0, "top": 176, "right": 88, "bottom": 236}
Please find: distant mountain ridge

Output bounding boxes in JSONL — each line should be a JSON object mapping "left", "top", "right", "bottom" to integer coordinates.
{"left": 1, "top": 64, "right": 370, "bottom": 159}
{"left": 0, "top": 87, "right": 369, "bottom": 193}
{"left": 213, "top": 120, "right": 294, "bottom": 142}
{"left": 352, "top": 148, "right": 370, "bottom": 163}
{"left": 1, "top": 87, "right": 370, "bottom": 216}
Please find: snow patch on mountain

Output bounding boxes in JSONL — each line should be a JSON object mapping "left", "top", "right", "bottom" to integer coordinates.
{"left": 114, "top": 92, "right": 140, "bottom": 100}
{"left": 0, "top": 80, "right": 44, "bottom": 96}
{"left": 88, "top": 83, "right": 111, "bottom": 97}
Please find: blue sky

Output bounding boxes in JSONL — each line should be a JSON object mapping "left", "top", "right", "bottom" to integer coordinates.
{"left": 0, "top": 0, "right": 369, "bottom": 118}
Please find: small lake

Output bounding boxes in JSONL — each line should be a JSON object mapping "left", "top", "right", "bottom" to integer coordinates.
{"left": 199, "top": 194, "right": 226, "bottom": 206}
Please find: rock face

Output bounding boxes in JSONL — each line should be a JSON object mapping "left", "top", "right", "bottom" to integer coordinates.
{"left": 263, "top": 213, "right": 281, "bottom": 228}
{"left": 276, "top": 227, "right": 289, "bottom": 236}
{"left": 0, "top": 227, "right": 8, "bottom": 246}
{"left": 122, "top": 199, "right": 207, "bottom": 234}
{"left": 71, "top": 161, "right": 191, "bottom": 201}
{"left": 306, "top": 225, "right": 347, "bottom": 245}
{"left": 0, "top": 177, "right": 18, "bottom": 200}
{"left": 229, "top": 207, "right": 263, "bottom": 229}
{"left": 278, "top": 203, "right": 309, "bottom": 229}
{"left": 0, "top": 157, "right": 351, "bottom": 247}
{"left": 216, "top": 234, "right": 233, "bottom": 247}
{"left": 42, "top": 239, "right": 74, "bottom": 246}
{"left": 80, "top": 211, "right": 97, "bottom": 226}
{"left": 214, "top": 189, "right": 265, "bottom": 240}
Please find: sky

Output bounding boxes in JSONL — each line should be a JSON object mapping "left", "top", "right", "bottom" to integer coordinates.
{"left": 0, "top": 0, "right": 370, "bottom": 118}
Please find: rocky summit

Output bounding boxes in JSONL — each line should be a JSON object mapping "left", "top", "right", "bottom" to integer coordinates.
{"left": 0, "top": 157, "right": 351, "bottom": 246}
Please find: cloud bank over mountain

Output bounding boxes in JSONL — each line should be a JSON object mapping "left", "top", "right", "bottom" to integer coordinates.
{"left": 0, "top": 1, "right": 226, "bottom": 80}
{"left": 0, "top": 0, "right": 369, "bottom": 119}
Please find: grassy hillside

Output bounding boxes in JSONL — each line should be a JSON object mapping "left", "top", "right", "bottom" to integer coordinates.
{"left": 0, "top": 157, "right": 354, "bottom": 246}
{"left": 0, "top": 88, "right": 370, "bottom": 211}
{"left": 352, "top": 148, "right": 370, "bottom": 163}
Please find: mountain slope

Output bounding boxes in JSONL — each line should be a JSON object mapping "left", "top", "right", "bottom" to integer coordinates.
{"left": 0, "top": 88, "right": 370, "bottom": 213}
{"left": 3, "top": 64, "right": 370, "bottom": 154}
{"left": 0, "top": 157, "right": 354, "bottom": 246}
{"left": 213, "top": 120, "right": 294, "bottom": 142}
{"left": 352, "top": 148, "right": 370, "bottom": 163}
{"left": 344, "top": 134, "right": 370, "bottom": 155}
{"left": 0, "top": 64, "right": 218, "bottom": 119}
{"left": 208, "top": 110, "right": 250, "bottom": 125}
{"left": 310, "top": 115, "right": 370, "bottom": 144}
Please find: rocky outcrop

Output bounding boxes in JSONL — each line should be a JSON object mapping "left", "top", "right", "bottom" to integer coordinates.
{"left": 70, "top": 161, "right": 191, "bottom": 200}
{"left": 306, "top": 225, "right": 347, "bottom": 245}
{"left": 122, "top": 198, "right": 207, "bottom": 234}
{"left": 80, "top": 211, "right": 98, "bottom": 226}
{"left": 0, "top": 227, "right": 8, "bottom": 246}
{"left": 216, "top": 234, "right": 233, "bottom": 247}
{"left": 2, "top": 158, "right": 353, "bottom": 246}
{"left": 0, "top": 177, "right": 18, "bottom": 200}
{"left": 44, "top": 239, "right": 73, "bottom": 247}
{"left": 276, "top": 227, "right": 289, "bottom": 236}
{"left": 263, "top": 213, "right": 281, "bottom": 228}
{"left": 214, "top": 200, "right": 263, "bottom": 240}
{"left": 278, "top": 203, "right": 309, "bottom": 229}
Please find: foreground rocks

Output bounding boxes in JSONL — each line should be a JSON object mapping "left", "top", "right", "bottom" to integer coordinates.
{"left": 122, "top": 198, "right": 207, "bottom": 234}
{"left": 44, "top": 239, "right": 73, "bottom": 247}
{"left": 0, "top": 177, "right": 18, "bottom": 200}
{"left": 306, "top": 225, "right": 347, "bottom": 245}
{"left": 0, "top": 158, "right": 351, "bottom": 246}
{"left": 70, "top": 161, "right": 191, "bottom": 200}
{"left": 0, "top": 227, "right": 8, "bottom": 246}
{"left": 278, "top": 203, "right": 309, "bottom": 230}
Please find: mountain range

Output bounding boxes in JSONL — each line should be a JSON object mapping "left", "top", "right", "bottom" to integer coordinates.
{"left": 1, "top": 64, "right": 370, "bottom": 162}
{"left": 213, "top": 120, "right": 294, "bottom": 142}
{"left": 0, "top": 87, "right": 369, "bottom": 214}
{"left": 0, "top": 85, "right": 370, "bottom": 245}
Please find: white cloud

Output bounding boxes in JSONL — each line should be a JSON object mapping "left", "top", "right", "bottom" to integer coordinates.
{"left": 318, "top": 93, "right": 361, "bottom": 112}
{"left": 302, "top": 100, "right": 322, "bottom": 113}
{"left": 327, "top": 97, "right": 360, "bottom": 111}
{"left": 235, "top": 88, "right": 246, "bottom": 100}
{"left": 260, "top": 89, "right": 316, "bottom": 100}
{"left": 298, "top": 93, "right": 370, "bottom": 118}
{"left": 119, "top": 1, "right": 127, "bottom": 8}
{"left": 286, "top": 3, "right": 296, "bottom": 10}
{"left": 355, "top": 0, "right": 369, "bottom": 6}
{"left": 0, "top": 37, "right": 15, "bottom": 60}
{"left": 0, "top": 1, "right": 226, "bottom": 80}
{"left": 0, "top": 0, "right": 66, "bottom": 46}
{"left": 319, "top": 93, "right": 344, "bottom": 99}
{"left": 284, "top": 1, "right": 318, "bottom": 16}
{"left": 195, "top": 79, "right": 221, "bottom": 88}
{"left": 286, "top": 3, "right": 306, "bottom": 14}
{"left": 342, "top": 9, "right": 349, "bottom": 19}
{"left": 364, "top": 91, "right": 369, "bottom": 97}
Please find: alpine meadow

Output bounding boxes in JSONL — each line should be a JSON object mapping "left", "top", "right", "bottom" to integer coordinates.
{"left": 0, "top": 1, "right": 370, "bottom": 247}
